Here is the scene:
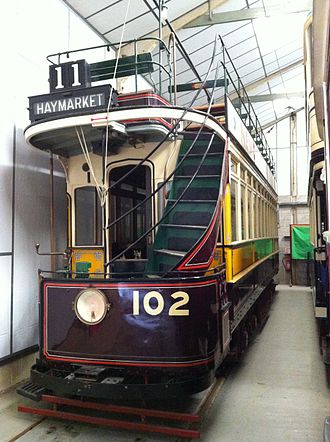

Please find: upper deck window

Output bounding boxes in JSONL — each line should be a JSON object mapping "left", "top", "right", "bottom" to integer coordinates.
{"left": 75, "top": 187, "right": 102, "bottom": 246}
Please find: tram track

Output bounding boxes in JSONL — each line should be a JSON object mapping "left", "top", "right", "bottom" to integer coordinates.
{"left": 7, "top": 416, "right": 46, "bottom": 442}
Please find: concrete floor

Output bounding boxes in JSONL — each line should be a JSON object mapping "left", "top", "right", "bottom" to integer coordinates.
{"left": 1, "top": 285, "right": 329, "bottom": 441}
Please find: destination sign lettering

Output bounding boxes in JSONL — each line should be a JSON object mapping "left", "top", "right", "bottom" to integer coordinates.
{"left": 29, "top": 85, "right": 117, "bottom": 122}
{"left": 34, "top": 93, "right": 105, "bottom": 116}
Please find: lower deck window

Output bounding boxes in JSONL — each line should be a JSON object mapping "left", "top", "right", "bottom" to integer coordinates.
{"left": 75, "top": 187, "right": 102, "bottom": 246}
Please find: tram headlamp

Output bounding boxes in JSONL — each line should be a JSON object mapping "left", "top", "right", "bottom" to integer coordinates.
{"left": 74, "top": 288, "right": 109, "bottom": 325}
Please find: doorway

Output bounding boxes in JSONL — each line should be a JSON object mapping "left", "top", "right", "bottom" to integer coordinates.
{"left": 109, "top": 164, "right": 152, "bottom": 260}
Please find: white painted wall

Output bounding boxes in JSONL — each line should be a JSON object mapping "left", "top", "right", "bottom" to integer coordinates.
{"left": 0, "top": 0, "right": 108, "bottom": 360}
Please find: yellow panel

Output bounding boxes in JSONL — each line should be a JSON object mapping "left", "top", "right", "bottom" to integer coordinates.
{"left": 72, "top": 248, "right": 104, "bottom": 278}
{"left": 231, "top": 250, "right": 279, "bottom": 284}
{"left": 223, "top": 183, "right": 232, "bottom": 245}
{"left": 224, "top": 247, "right": 233, "bottom": 281}
{"left": 232, "top": 243, "right": 254, "bottom": 276}
{"left": 225, "top": 239, "right": 279, "bottom": 283}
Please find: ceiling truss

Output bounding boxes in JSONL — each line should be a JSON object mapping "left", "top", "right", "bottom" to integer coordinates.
{"left": 184, "top": 0, "right": 312, "bottom": 28}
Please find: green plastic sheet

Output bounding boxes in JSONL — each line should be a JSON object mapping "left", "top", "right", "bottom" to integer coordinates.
{"left": 291, "top": 225, "right": 313, "bottom": 260}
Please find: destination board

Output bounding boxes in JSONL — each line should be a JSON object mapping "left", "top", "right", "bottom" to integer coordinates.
{"left": 29, "top": 84, "right": 117, "bottom": 122}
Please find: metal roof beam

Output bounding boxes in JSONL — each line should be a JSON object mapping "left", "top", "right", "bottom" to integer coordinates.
{"left": 237, "top": 92, "right": 304, "bottom": 103}
{"left": 261, "top": 106, "right": 305, "bottom": 129}
{"left": 184, "top": 1, "right": 312, "bottom": 28}
{"left": 229, "top": 59, "right": 304, "bottom": 98}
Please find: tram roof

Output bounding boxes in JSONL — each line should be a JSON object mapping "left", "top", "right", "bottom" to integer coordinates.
{"left": 63, "top": 0, "right": 310, "bottom": 128}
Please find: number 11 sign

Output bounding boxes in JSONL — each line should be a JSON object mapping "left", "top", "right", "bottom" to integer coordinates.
{"left": 49, "top": 60, "right": 90, "bottom": 93}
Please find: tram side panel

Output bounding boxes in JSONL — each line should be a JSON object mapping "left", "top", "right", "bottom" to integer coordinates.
{"left": 222, "top": 146, "right": 279, "bottom": 357}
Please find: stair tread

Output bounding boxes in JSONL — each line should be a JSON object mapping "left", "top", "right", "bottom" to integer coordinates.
{"left": 160, "top": 223, "right": 206, "bottom": 230}
{"left": 168, "top": 199, "right": 217, "bottom": 203}
{"left": 154, "top": 249, "right": 185, "bottom": 257}
{"left": 179, "top": 153, "right": 221, "bottom": 157}
{"left": 175, "top": 175, "right": 220, "bottom": 179}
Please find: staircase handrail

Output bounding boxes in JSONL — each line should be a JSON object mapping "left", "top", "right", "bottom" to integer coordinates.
{"left": 217, "top": 35, "right": 275, "bottom": 174}
{"left": 46, "top": 37, "right": 171, "bottom": 64}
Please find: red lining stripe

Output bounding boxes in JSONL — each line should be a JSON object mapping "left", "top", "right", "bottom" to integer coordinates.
{"left": 121, "top": 117, "right": 173, "bottom": 128}
{"left": 42, "top": 353, "right": 215, "bottom": 368}
{"left": 90, "top": 116, "right": 173, "bottom": 129}
{"left": 118, "top": 92, "right": 170, "bottom": 106}
{"left": 44, "top": 279, "right": 217, "bottom": 289}
{"left": 177, "top": 206, "right": 220, "bottom": 270}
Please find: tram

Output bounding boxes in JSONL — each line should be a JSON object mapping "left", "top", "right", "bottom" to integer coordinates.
{"left": 305, "top": 3, "right": 330, "bottom": 364}
{"left": 18, "top": 34, "right": 278, "bottom": 401}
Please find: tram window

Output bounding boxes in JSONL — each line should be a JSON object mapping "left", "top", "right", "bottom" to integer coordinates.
{"left": 136, "top": 205, "right": 145, "bottom": 238}
{"left": 241, "top": 183, "right": 246, "bottom": 240}
{"left": 259, "top": 198, "right": 263, "bottom": 237}
{"left": 120, "top": 197, "right": 134, "bottom": 244}
{"left": 231, "top": 181, "right": 237, "bottom": 241}
{"left": 248, "top": 189, "right": 252, "bottom": 238}
{"left": 261, "top": 198, "right": 265, "bottom": 235}
{"left": 255, "top": 193, "right": 259, "bottom": 238}
{"left": 75, "top": 187, "right": 102, "bottom": 246}
{"left": 251, "top": 191, "right": 258, "bottom": 238}
{"left": 257, "top": 195, "right": 261, "bottom": 238}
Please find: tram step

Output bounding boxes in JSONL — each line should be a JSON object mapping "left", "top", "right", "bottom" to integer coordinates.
{"left": 179, "top": 152, "right": 220, "bottom": 157}
{"left": 17, "top": 382, "right": 47, "bottom": 402}
{"left": 177, "top": 146, "right": 223, "bottom": 176}
{"left": 177, "top": 163, "right": 222, "bottom": 176}
{"left": 171, "top": 185, "right": 219, "bottom": 200}
{"left": 154, "top": 249, "right": 185, "bottom": 257}
{"left": 165, "top": 208, "right": 213, "bottom": 226}
{"left": 179, "top": 140, "right": 221, "bottom": 155}
{"left": 167, "top": 199, "right": 217, "bottom": 203}
{"left": 155, "top": 223, "right": 202, "bottom": 250}
{"left": 147, "top": 251, "right": 182, "bottom": 272}
{"left": 167, "top": 236, "right": 199, "bottom": 252}
{"left": 159, "top": 223, "right": 205, "bottom": 230}
{"left": 178, "top": 152, "right": 223, "bottom": 160}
